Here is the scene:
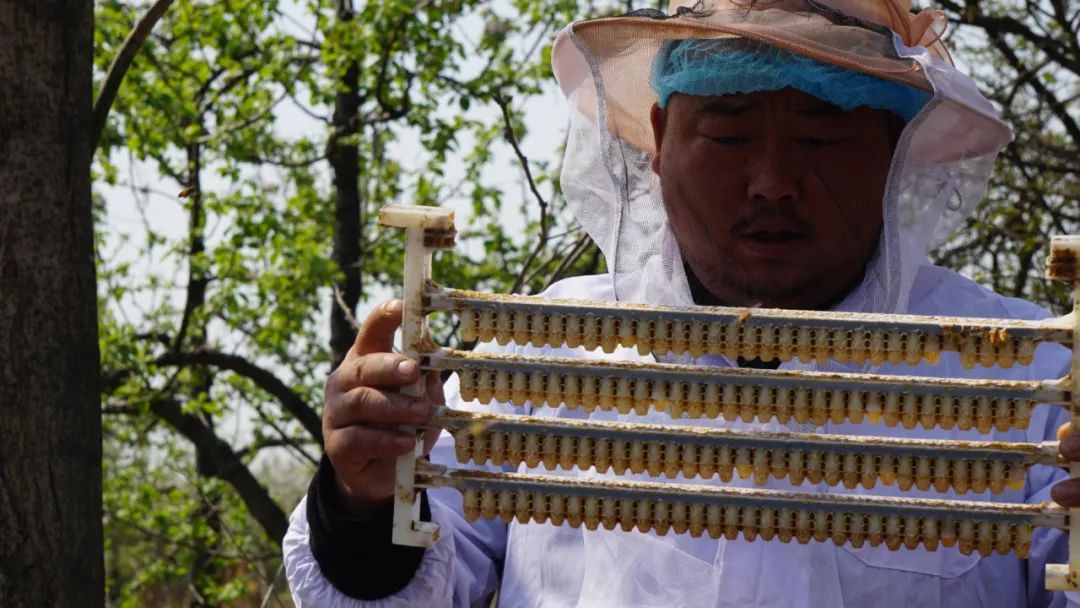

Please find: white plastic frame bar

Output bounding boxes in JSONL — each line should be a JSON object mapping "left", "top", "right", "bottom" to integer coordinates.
{"left": 415, "top": 464, "right": 1068, "bottom": 536}
{"left": 427, "top": 287, "right": 1075, "bottom": 358}
{"left": 423, "top": 347, "right": 1069, "bottom": 430}
{"left": 1046, "top": 235, "right": 1080, "bottom": 590}
{"left": 379, "top": 205, "right": 455, "bottom": 548}
{"left": 432, "top": 407, "right": 1062, "bottom": 491}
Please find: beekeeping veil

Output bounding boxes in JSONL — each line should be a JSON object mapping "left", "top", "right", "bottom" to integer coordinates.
{"left": 545, "top": 2, "right": 1014, "bottom": 604}
{"left": 551, "top": 0, "right": 1011, "bottom": 314}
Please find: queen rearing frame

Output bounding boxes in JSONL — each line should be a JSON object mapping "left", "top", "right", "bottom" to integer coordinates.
{"left": 378, "top": 204, "right": 1080, "bottom": 591}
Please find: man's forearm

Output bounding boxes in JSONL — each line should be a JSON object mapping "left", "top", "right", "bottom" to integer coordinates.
{"left": 306, "top": 456, "right": 430, "bottom": 599}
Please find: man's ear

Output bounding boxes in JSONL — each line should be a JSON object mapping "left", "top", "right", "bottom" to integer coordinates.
{"left": 650, "top": 102, "right": 666, "bottom": 175}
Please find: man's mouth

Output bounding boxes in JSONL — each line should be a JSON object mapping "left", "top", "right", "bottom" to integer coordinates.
{"left": 744, "top": 230, "right": 806, "bottom": 242}
{"left": 737, "top": 230, "right": 809, "bottom": 259}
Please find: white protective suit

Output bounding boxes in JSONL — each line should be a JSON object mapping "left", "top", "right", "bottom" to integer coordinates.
{"left": 285, "top": 1, "right": 1079, "bottom": 606}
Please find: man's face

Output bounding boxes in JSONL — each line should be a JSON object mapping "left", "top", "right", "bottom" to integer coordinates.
{"left": 650, "top": 88, "right": 899, "bottom": 310}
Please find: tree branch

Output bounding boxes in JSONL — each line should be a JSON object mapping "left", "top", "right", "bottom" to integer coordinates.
{"left": 156, "top": 348, "right": 323, "bottom": 445}
{"left": 239, "top": 151, "right": 328, "bottom": 169}
{"left": 544, "top": 232, "right": 593, "bottom": 289}
{"left": 939, "top": 0, "right": 1080, "bottom": 74}
{"left": 92, "top": 0, "right": 177, "bottom": 151}
{"left": 199, "top": 64, "right": 261, "bottom": 116}
{"left": 496, "top": 93, "right": 549, "bottom": 295}
{"left": 249, "top": 401, "right": 320, "bottom": 466}
{"left": 364, "top": 1, "right": 429, "bottom": 118}
{"left": 239, "top": 437, "right": 318, "bottom": 459}
{"left": 197, "top": 89, "right": 288, "bottom": 144}
{"left": 989, "top": 33, "right": 1080, "bottom": 146}
{"left": 333, "top": 285, "right": 361, "bottom": 332}
{"left": 172, "top": 141, "right": 207, "bottom": 353}
{"left": 337, "top": 0, "right": 354, "bottom": 21}
{"left": 149, "top": 397, "right": 289, "bottom": 544}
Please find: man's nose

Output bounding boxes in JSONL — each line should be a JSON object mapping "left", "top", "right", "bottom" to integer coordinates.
{"left": 745, "top": 139, "right": 800, "bottom": 204}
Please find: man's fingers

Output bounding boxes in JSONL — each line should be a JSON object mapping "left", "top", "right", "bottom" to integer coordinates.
{"left": 326, "top": 386, "right": 433, "bottom": 428}
{"left": 1062, "top": 432, "right": 1080, "bottom": 462}
{"left": 1058, "top": 422, "right": 1075, "bottom": 441}
{"left": 1053, "top": 477, "right": 1080, "bottom": 507}
{"left": 426, "top": 370, "right": 446, "bottom": 406}
{"left": 354, "top": 300, "right": 404, "bottom": 356}
{"left": 349, "top": 352, "right": 422, "bottom": 389}
{"left": 1054, "top": 421, "right": 1080, "bottom": 506}
{"left": 1056, "top": 423, "right": 1080, "bottom": 465}
{"left": 421, "top": 427, "right": 440, "bottom": 455}
{"left": 327, "top": 425, "right": 417, "bottom": 462}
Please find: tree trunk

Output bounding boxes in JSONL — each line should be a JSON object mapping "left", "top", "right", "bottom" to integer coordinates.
{"left": 328, "top": 62, "right": 363, "bottom": 369}
{"left": 0, "top": 2, "right": 102, "bottom": 607}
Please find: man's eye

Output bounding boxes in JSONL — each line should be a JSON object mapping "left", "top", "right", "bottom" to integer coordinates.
{"left": 704, "top": 135, "right": 750, "bottom": 146}
{"left": 798, "top": 137, "right": 842, "bottom": 147}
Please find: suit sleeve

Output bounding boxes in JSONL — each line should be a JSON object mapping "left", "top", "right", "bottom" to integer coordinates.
{"left": 283, "top": 370, "right": 512, "bottom": 607}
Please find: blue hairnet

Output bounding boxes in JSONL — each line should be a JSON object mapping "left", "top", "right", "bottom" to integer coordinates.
{"left": 651, "top": 39, "right": 931, "bottom": 121}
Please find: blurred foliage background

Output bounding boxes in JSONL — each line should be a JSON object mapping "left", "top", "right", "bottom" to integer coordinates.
{"left": 91, "top": 0, "right": 1078, "bottom": 605}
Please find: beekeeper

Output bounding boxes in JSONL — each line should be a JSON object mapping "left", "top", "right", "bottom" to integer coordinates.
{"left": 283, "top": 1, "right": 1080, "bottom": 605}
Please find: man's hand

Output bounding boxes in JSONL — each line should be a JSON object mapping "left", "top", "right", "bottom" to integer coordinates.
{"left": 323, "top": 299, "right": 442, "bottom": 516}
{"left": 1053, "top": 422, "right": 1080, "bottom": 507}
